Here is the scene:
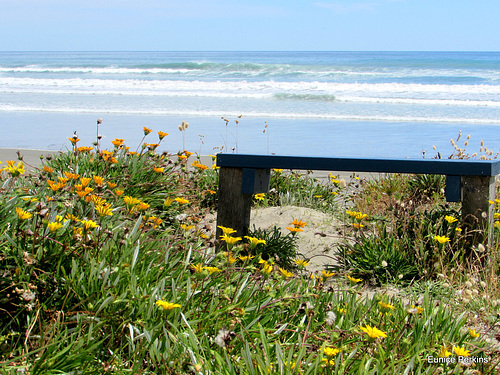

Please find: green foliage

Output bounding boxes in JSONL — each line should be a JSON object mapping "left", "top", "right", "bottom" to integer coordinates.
{"left": 0, "top": 127, "right": 499, "bottom": 373}
{"left": 406, "top": 173, "right": 446, "bottom": 199}
{"left": 334, "top": 226, "right": 421, "bottom": 285}
{"left": 247, "top": 225, "right": 299, "bottom": 270}
{"left": 335, "top": 205, "right": 467, "bottom": 285}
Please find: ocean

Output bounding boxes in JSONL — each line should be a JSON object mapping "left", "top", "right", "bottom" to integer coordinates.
{"left": 1, "top": 51, "right": 499, "bottom": 158}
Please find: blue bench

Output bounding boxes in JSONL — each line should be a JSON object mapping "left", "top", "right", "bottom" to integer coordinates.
{"left": 216, "top": 154, "right": 500, "bottom": 247}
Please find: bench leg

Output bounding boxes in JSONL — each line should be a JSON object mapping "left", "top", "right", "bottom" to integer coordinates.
{"left": 216, "top": 167, "right": 252, "bottom": 242}
{"left": 461, "top": 175, "right": 496, "bottom": 250}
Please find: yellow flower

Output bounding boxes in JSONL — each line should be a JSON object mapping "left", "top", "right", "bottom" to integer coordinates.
{"left": 434, "top": 235, "right": 451, "bottom": 244}
{"left": 3, "top": 161, "right": 25, "bottom": 176}
{"left": 43, "top": 166, "right": 54, "bottom": 173}
{"left": 238, "top": 255, "right": 255, "bottom": 262}
{"left": 244, "top": 236, "right": 266, "bottom": 247}
{"left": 453, "top": 346, "right": 470, "bottom": 357}
{"left": 261, "top": 262, "right": 273, "bottom": 276}
{"left": 95, "top": 204, "right": 113, "bottom": 217}
{"left": 293, "top": 258, "right": 309, "bottom": 267}
{"left": 178, "top": 154, "right": 188, "bottom": 161}
{"left": 180, "top": 224, "right": 195, "bottom": 231}
{"left": 322, "top": 270, "right": 335, "bottom": 279}
{"left": 346, "top": 210, "right": 360, "bottom": 218}
{"left": 163, "top": 197, "right": 173, "bottom": 206}
{"left": 279, "top": 267, "right": 293, "bottom": 278}
{"left": 16, "top": 207, "right": 32, "bottom": 220}
{"left": 114, "top": 189, "right": 124, "bottom": 196}
{"left": 174, "top": 197, "right": 189, "bottom": 205}
{"left": 286, "top": 226, "right": 303, "bottom": 233}
{"left": 123, "top": 196, "right": 141, "bottom": 206}
{"left": 218, "top": 226, "right": 237, "bottom": 235}
{"left": 254, "top": 193, "right": 265, "bottom": 201}
{"left": 291, "top": 219, "right": 307, "bottom": 228}
{"left": 378, "top": 301, "right": 396, "bottom": 310}
{"left": 347, "top": 275, "right": 363, "bottom": 283}
{"left": 444, "top": 215, "right": 458, "bottom": 224}
{"left": 220, "top": 234, "right": 242, "bottom": 245}
{"left": 359, "top": 325, "right": 387, "bottom": 339}
{"left": 91, "top": 196, "right": 107, "bottom": 206}
{"left": 155, "top": 300, "right": 181, "bottom": 311}
{"left": 106, "top": 181, "right": 117, "bottom": 188}
{"left": 65, "top": 214, "right": 80, "bottom": 222}
{"left": 273, "top": 168, "right": 283, "bottom": 174}
{"left": 190, "top": 263, "right": 204, "bottom": 274}
{"left": 324, "top": 347, "right": 340, "bottom": 357}
{"left": 438, "top": 346, "right": 452, "bottom": 358}
{"left": 81, "top": 220, "right": 99, "bottom": 230}
{"left": 468, "top": 329, "right": 480, "bottom": 338}
{"left": 157, "top": 131, "right": 168, "bottom": 140}
{"left": 153, "top": 167, "right": 164, "bottom": 173}
{"left": 355, "top": 213, "right": 368, "bottom": 220}
{"left": 204, "top": 266, "right": 221, "bottom": 275}
{"left": 206, "top": 189, "right": 216, "bottom": 195}
{"left": 47, "top": 221, "right": 63, "bottom": 232}
{"left": 68, "top": 137, "right": 80, "bottom": 144}
{"left": 143, "top": 127, "right": 152, "bottom": 135}
{"left": 408, "top": 305, "right": 424, "bottom": 314}
{"left": 321, "top": 358, "right": 335, "bottom": 366}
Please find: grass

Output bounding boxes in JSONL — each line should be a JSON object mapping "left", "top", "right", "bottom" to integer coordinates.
{"left": 1, "top": 125, "right": 500, "bottom": 374}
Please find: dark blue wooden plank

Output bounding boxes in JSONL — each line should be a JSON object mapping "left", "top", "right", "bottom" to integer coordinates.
{"left": 217, "top": 154, "right": 500, "bottom": 176}
{"left": 445, "top": 175, "right": 461, "bottom": 202}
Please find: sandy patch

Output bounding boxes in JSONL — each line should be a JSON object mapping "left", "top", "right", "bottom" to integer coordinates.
{"left": 250, "top": 206, "right": 343, "bottom": 272}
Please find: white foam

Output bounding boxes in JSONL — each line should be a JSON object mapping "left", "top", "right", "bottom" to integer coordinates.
{"left": 2, "top": 103, "right": 500, "bottom": 124}
{"left": 1, "top": 77, "right": 500, "bottom": 102}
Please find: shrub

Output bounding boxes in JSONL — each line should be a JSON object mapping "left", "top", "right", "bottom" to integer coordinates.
{"left": 247, "top": 225, "right": 298, "bottom": 270}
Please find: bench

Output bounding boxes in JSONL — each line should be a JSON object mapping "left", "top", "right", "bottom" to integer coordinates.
{"left": 215, "top": 154, "right": 500, "bottom": 248}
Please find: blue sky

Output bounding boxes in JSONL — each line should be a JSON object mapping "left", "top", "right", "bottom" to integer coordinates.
{"left": 2, "top": 0, "right": 500, "bottom": 51}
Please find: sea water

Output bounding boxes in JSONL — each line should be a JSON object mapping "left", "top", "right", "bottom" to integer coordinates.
{"left": 0, "top": 51, "right": 499, "bottom": 158}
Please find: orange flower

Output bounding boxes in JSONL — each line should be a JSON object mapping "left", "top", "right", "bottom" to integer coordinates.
{"left": 174, "top": 197, "right": 189, "bottom": 205}
{"left": 153, "top": 167, "right": 164, "bottom": 173}
{"left": 93, "top": 175, "right": 105, "bottom": 186}
{"left": 143, "top": 127, "right": 152, "bottom": 135}
{"left": 291, "top": 219, "right": 307, "bottom": 228}
{"left": 111, "top": 138, "right": 125, "bottom": 147}
{"left": 158, "top": 131, "right": 168, "bottom": 140}
{"left": 80, "top": 177, "right": 92, "bottom": 187}
{"left": 64, "top": 171, "right": 79, "bottom": 179}
{"left": 77, "top": 146, "right": 94, "bottom": 152}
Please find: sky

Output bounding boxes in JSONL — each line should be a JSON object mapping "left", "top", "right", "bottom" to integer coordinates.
{"left": 1, "top": 0, "right": 500, "bottom": 51}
